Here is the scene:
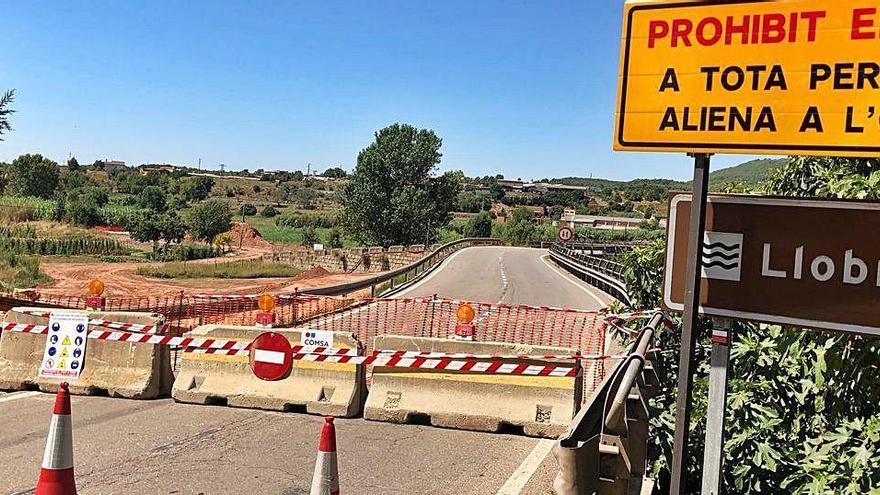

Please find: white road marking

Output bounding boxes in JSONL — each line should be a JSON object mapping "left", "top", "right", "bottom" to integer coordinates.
{"left": 540, "top": 254, "right": 609, "bottom": 308}
{"left": 393, "top": 247, "right": 472, "bottom": 297}
{"left": 496, "top": 438, "right": 556, "bottom": 495}
{"left": 0, "top": 391, "right": 43, "bottom": 404}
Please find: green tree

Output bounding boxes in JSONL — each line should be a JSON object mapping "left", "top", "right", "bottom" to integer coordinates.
{"left": 179, "top": 176, "right": 214, "bottom": 202}
{"left": 292, "top": 187, "right": 319, "bottom": 209}
{"left": 326, "top": 227, "right": 344, "bottom": 248}
{"left": 138, "top": 185, "right": 167, "bottom": 211}
{"left": 126, "top": 210, "right": 163, "bottom": 245}
{"left": 341, "top": 123, "right": 462, "bottom": 246}
{"left": 63, "top": 187, "right": 108, "bottom": 227}
{"left": 66, "top": 156, "right": 80, "bottom": 171}
{"left": 0, "top": 162, "right": 8, "bottom": 193}
{"left": 0, "top": 90, "right": 15, "bottom": 141}
{"left": 323, "top": 167, "right": 347, "bottom": 179}
{"left": 185, "top": 199, "right": 232, "bottom": 244}
{"left": 7, "top": 154, "right": 60, "bottom": 198}
{"left": 160, "top": 213, "right": 186, "bottom": 245}
{"left": 301, "top": 226, "right": 319, "bottom": 246}
{"left": 493, "top": 207, "right": 538, "bottom": 244}
{"left": 463, "top": 212, "right": 493, "bottom": 238}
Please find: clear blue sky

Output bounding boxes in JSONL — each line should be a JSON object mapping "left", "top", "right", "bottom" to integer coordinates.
{"left": 0, "top": 0, "right": 759, "bottom": 181}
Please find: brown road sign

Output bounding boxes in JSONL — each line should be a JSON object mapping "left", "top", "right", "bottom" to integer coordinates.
{"left": 664, "top": 194, "right": 880, "bottom": 336}
{"left": 615, "top": 0, "right": 880, "bottom": 157}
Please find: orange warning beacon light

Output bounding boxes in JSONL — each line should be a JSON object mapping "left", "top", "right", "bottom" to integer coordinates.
{"left": 453, "top": 303, "right": 476, "bottom": 341}
{"left": 456, "top": 303, "right": 475, "bottom": 324}
{"left": 88, "top": 279, "right": 105, "bottom": 297}
{"left": 86, "top": 279, "right": 106, "bottom": 310}
{"left": 256, "top": 292, "right": 277, "bottom": 328}
{"left": 258, "top": 292, "right": 276, "bottom": 312}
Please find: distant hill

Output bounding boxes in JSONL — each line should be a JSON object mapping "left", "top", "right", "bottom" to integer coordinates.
{"left": 551, "top": 176, "right": 687, "bottom": 191}
{"left": 547, "top": 157, "right": 787, "bottom": 195}
{"left": 708, "top": 158, "right": 787, "bottom": 186}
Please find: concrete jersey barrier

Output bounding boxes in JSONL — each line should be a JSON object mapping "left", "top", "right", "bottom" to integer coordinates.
{"left": 172, "top": 325, "right": 366, "bottom": 417}
{"left": 364, "top": 336, "right": 583, "bottom": 438}
{"left": 0, "top": 307, "right": 172, "bottom": 398}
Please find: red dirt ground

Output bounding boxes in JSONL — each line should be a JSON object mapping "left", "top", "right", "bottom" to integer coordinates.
{"left": 38, "top": 249, "right": 371, "bottom": 298}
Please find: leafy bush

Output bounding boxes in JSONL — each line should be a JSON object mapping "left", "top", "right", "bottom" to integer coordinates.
{"left": 574, "top": 227, "right": 664, "bottom": 243}
{"left": 301, "top": 226, "right": 319, "bottom": 246}
{"left": 0, "top": 249, "right": 52, "bottom": 288}
{"left": 63, "top": 187, "right": 109, "bottom": 227}
{"left": 619, "top": 156, "right": 880, "bottom": 494}
{"left": 149, "top": 244, "right": 222, "bottom": 262}
{"left": 261, "top": 205, "right": 278, "bottom": 218}
{"left": 326, "top": 227, "right": 343, "bottom": 249}
{"left": 463, "top": 212, "right": 493, "bottom": 238}
{"left": 240, "top": 203, "right": 257, "bottom": 216}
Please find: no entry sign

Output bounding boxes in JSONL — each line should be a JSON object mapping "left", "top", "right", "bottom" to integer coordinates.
{"left": 249, "top": 332, "right": 292, "bottom": 381}
{"left": 664, "top": 194, "right": 880, "bottom": 336}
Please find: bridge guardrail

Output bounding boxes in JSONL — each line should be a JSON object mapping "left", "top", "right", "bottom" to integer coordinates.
{"left": 552, "top": 313, "right": 662, "bottom": 495}
{"left": 301, "top": 238, "right": 502, "bottom": 297}
{"left": 549, "top": 244, "right": 631, "bottom": 306}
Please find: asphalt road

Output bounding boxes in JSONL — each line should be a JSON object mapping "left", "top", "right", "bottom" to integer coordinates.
{"left": 398, "top": 246, "right": 614, "bottom": 310}
{"left": 0, "top": 247, "right": 612, "bottom": 495}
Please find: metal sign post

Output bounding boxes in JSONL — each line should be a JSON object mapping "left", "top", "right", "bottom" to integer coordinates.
{"left": 701, "top": 318, "right": 734, "bottom": 495}
{"left": 669, "top": 153, "right": 710, "bottom": 494}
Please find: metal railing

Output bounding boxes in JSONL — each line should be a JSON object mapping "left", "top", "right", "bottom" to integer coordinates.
{"left": 301, "top": 238, "right": 502, "bottom": 297}
{"left": 549, "top": 244, "right": 631, "bottom": 306}
{"left": 552, "top": 313, "right": 662, "bottom": 495}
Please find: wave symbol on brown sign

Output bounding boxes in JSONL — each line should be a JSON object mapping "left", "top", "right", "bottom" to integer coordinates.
{"left": 701, "top": 232, "right": 743, "bottom": 282}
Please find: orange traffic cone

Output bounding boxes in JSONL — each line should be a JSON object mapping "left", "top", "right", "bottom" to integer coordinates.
{"left": 309, "top": 416, "right": 340, "bottom": 495}
{"left": 35, "top": 382, "right": 77, "bottom": 495}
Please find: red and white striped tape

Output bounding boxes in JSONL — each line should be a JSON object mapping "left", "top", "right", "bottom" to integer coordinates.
{"left": 183, "top": 345, "right": 361, "bottom": 357}
{"left": 287, "top": 353, "right": 582, "bottom": 377}
{"left": 372, "top": 350, "right": 585, "bottom": 360}
{"left": 13, "top": 310, "right": 169, "bottom": 334}
{"left": 0, "top": 321, "right": 367, "bottom": 356}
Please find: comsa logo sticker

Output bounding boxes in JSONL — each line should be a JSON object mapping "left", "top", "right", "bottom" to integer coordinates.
{"left": 701, "top": 231, "right": 743, "bottom": 282}
{"left": 301, "top": 331, "right": 334, "bottom": 348}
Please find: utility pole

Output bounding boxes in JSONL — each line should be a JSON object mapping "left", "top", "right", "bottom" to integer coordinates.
{"left": 198, "top": 158, "right": 201, "bottom": 171}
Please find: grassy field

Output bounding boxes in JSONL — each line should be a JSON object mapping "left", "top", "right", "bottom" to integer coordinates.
{"left": 0, "top": 251, "right": 53, "bottom": 288}
{"left": 137, "top": 260, "right": 303, "bottom": 279}
{"left": 245, "top": 214, "right": 358, "bottom": 247}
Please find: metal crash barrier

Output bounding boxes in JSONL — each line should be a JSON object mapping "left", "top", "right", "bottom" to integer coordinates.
{"left": 552, "top": 313, "right": 663, "bottom": 495}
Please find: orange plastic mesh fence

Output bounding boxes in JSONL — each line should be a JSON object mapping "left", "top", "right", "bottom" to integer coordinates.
{"left": 0, "top": 290, "right": 608, "bottom": 389}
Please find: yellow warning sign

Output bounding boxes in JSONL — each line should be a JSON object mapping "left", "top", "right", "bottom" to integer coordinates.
{"left": 62, "top": 336, "right": 71, "bottom": 345}
{"left": 58, "top": 359, "right": 66, "bottom": 369}
{"left": 60, "top": 348, "right": 69, "bottom": 357}
{"left": 614, "top": 0, "right": 880, "bottom": 156}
